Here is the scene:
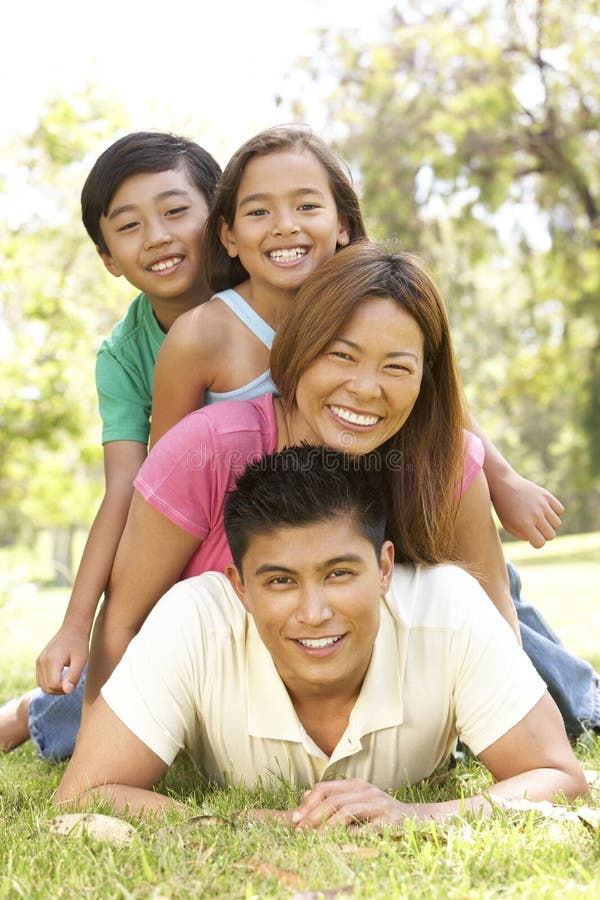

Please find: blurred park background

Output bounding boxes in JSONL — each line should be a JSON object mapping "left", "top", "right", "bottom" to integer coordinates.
{"left": 0, "top": 0, "right": 598, "bottom": 594}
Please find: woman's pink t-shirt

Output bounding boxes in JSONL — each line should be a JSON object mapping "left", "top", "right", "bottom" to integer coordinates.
{"left": 135, "top": 391, "right": 484, "bottom": 577}
{"left": 135, "top": 393, "right": 278, "bottom": 577}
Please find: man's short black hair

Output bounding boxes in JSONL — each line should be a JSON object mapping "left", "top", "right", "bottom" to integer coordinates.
{"left": 81, "top": 131, "right": 221, "bottom": 254}
{"left": 223, "top": 445, "right": 387, "bottom": 572}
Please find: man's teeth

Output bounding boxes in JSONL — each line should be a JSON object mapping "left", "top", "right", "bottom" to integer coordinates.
{"left": 268, "top": 248, "right": 307, "bottom": 262}
{"left": 298, "top": 636, "right": 342, "bottom": 648}
{"left": 329, "top": 406, "right": 380, "bottom": 426}
{"left": 148, "top": 256, "right": 182, "bottom": 271}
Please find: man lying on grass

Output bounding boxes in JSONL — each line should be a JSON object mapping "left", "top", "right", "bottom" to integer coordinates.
{"left": 55, "top": 446, "right": 586, "bottom": 826}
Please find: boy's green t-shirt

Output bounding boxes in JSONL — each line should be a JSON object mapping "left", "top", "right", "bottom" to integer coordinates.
{"left": 95, "top": 293, "right": 165, "bottom": 445}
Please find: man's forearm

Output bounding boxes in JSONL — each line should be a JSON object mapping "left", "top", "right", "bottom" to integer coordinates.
{"left": 55, "top": 783, "right": 185, "bottom": 818}
{"left": 289, "top": 766, "right": 587, "bottom": 829}
{"left": 400, "top": 770, "right": 580, "bottom": 821}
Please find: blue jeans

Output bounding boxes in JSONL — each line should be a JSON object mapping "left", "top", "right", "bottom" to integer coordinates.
{"left": 508, "top": 562, "right": 600, "bottom": 737}
{"left": 28, "top": 666, "right": 85, "bottom": 761}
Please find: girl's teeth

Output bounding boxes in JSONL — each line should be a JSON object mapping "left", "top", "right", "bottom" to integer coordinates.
{"left": 298, "top": 636, "right": 341, "bottom": 648}
{"left": 329, "top": 406, "right": 380, "bottom": 426}
{"left": 269, "top": 248, "right": 307, "bottom": 262}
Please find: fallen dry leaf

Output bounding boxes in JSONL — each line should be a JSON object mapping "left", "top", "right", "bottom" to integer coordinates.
{"left": 340, "top": 844, "right": 380, "bottom": 859}
{"left": 576, "top": 806, "right": 600, "bottom": 831}
{"left": 245, "top": 858, "right": 306, "bottom": 890}
{"left": 185, "top": 813, "right": 232, "bottom": 828}
{"left": 292, "top": 888, "right": 354, "bottom": 900}
{"left": 583, "top": 770, "right": 600, "bottom": 789}
{"left": 49, "top": 813, "right": 136, "bottom": 845}
{"left": 155, "top": 813, "right": 230, "bottom": 851}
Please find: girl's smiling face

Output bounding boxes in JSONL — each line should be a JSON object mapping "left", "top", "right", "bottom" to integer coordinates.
{"left": 293, "top": 296, "right": 425, "bottom": 455}
{"left": 219, "top": 148, "right": 350, "bottom": 297}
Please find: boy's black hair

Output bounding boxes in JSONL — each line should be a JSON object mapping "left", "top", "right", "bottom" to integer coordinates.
{"left": 81, "top": 131, "right": 221, "bottom": 254}
{"left": 223, "top": 444, "right": 387, "bottom": 572}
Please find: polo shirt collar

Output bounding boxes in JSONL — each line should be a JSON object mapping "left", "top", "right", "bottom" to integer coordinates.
{"left": 347, "top": 598, "right": 405, "bottom": 736}
{"left": 245, "top": 618, "right": 306, "bottom": 743}
{"left": 245, "top": 596, "right": 410, "bottom": 750}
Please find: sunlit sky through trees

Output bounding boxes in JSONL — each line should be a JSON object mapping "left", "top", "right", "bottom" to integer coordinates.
{"left": 2, "top": 0, "right": 392, "bottom": 157}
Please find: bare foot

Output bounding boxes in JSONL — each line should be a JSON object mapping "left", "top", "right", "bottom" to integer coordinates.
{"left": 0, "top": 690, "right": 36, "bottom": 751}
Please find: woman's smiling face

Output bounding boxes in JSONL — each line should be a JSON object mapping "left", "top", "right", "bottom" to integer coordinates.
{"left": 293, "top": 296, "right": 425, "bottom": 455}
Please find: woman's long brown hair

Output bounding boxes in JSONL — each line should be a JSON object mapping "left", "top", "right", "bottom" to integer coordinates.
{"left": 270, "top": 241, "right": 469, "bottom": 564}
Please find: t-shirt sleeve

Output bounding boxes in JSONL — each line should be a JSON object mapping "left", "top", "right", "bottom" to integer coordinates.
{"left": 101, "top": 581, "right": 207, "bottom": 765}
{"left": 458, "top": 429, "right": 485, "bottom": 495}
{"left": 134, "top": 399, "right": 274, "bottom": 542}
{"left": 96, "top": 348, "right": 152, "bottom": 445}
{"left": 133, "top": 411, "right": 231, "bottom": 540}
{"left": 450, "top": 577, "right": 547, "bottom": 755}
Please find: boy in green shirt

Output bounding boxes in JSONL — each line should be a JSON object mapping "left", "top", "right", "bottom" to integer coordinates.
{"left": 0, "top": 131, "right": 221, "bottom": 757}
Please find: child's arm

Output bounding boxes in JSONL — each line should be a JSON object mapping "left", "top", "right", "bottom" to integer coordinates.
{"left": 149, "top": 310, "right": 217, "bottom": 447}
{"left": 83, "top": 493, "right": 201, "bottom": 714}
{"left": 452, "top": 470, "right": 521, "bottom": 641}
{"left": 471, "top": 418, "right": 564, "bottom": 548}
{"left": 36, "top": 442, "right": 146, "bottom": 694}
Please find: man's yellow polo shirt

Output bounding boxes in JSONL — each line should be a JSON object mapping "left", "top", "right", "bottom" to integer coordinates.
{"left": 102, "top": 566, "right": 545, "bottom": 789}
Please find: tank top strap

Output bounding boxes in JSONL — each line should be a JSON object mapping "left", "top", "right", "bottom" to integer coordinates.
{"left": 214, "top": 289, "right": 275, "bottom": 350}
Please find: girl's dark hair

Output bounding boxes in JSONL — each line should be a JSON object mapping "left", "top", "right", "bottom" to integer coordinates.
{"left": 270, "top": 240, "right": 469, "bottom": 565}
{"left": 204, "top": 124, "right": 367, "bottom": 292}
{"left": 81, "top": 131, "right": 221, "bottom": 253}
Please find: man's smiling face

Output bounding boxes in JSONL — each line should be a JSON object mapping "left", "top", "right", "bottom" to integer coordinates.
{"left": 226, "top": 516, "right": 394, "bottom": 703}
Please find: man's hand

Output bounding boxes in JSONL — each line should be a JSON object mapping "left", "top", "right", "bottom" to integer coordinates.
{"left": 290, "top": 779, "right": 415, "bottom": 829}
{"left": 36, "top": 625, "right": 89, "bottom": 694}
{"left": 490, "top": 473, "right": 564, "bottom": 548}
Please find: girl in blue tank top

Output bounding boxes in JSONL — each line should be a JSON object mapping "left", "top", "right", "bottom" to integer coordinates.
{"left": 149, "top": 125, "right": 366, "bottom": 446}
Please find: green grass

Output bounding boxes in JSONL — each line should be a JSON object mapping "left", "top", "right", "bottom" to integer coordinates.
{"left": 502, "top": 530, "right": 600, "bottom": 671}
{"left": 1, "top": 533, "right": 599, "bottom": 898}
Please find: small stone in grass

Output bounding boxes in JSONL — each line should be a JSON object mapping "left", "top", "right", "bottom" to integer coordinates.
{"left": 49, "top": 813, "right": 136, "bottom": 845}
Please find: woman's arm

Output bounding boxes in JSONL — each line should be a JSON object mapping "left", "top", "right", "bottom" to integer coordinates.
{"left": 82, "top": 493, "right": 201, "bottom": 715}
{"left": 36, "top": 441, "right": 147, "bottom": 693}
{"left": 452, "top": 470, "right": 521, "bottom": 641}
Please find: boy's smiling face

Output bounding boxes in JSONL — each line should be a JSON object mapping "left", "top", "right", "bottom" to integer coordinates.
{"left": 226, "top": 517, "right": 394, "bottom": 705}
{"left": 98, "top": 165, "right": 210, "bottom": 315}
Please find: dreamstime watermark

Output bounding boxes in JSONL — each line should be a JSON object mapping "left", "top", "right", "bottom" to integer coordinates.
{"left": 185, "top": 440, "right": 406, "bottom": 473}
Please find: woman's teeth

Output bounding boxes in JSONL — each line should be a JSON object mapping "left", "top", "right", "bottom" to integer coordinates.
{"left": 329, "top": 406, "right": 380, "bottom": 426}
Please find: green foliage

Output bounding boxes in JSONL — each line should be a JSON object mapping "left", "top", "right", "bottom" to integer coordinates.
{"left": 0, "top": 88, "right": 133, "bottom": 544}
{"left": 297, "top": 0, "right": 600, "bottom": 532}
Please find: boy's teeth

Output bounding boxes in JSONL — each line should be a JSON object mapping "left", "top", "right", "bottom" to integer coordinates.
{"left": 329, "top": 406, "right": 380, "bottom": 426}
{"left": 148, "top": 256, "right": 182, "bottom": 271}
{"left": 298, "top": 635, "right": 342, "bottom": 648}
{"left": 268, "top": 248, "right": 307, "bottom": 262}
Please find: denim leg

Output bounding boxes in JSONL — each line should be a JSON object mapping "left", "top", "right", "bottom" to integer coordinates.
{"left": 28, "top": 664, "right": 85, "bottom": 761}
{"left": 508, "top": 562, "right": 600, "bottom": 737}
